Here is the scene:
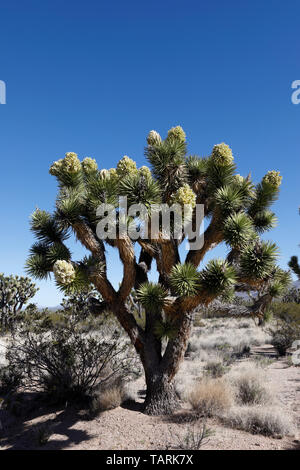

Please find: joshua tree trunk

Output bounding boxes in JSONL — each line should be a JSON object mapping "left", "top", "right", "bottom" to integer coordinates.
{"left": 139, "top": 312, "right": 193, "bottom": 415}
{"left": 143, "top": 369, "right": 178, "bottom": 415}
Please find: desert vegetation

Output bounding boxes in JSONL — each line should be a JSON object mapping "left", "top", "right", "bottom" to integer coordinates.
{"left": 0, "top": 281, "right": 300, "bottom": 449}
{"left": 23, "top": 127, "right": 291, "bottom": 416}
{"left": 0, "top": 299, "right": 299, "bottom": 450}
{"left": 0, "top": 128, "right": 299, "bottom": 450}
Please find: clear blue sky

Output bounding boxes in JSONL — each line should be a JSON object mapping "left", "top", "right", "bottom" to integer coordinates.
{"left": 0, "top": 0, "right": 299, "bottom": 306}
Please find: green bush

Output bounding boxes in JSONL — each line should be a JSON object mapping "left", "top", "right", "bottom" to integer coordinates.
{"left": 271, "top": 302, "right": 300, "bottom": 324}
{"left": 269, "top": 320, "right": 300, "bottom": 356}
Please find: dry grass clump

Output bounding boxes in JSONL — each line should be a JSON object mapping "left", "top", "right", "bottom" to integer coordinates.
{"left": 228, "top": 365, "right": 270, "bottom": 405}
{"left": 223, "top": 406, "right": 295, "bottom": 437}
{"left": 204, "top": 360, "right": 228, "bottom": 378}
{"left": 90, "top": 386, "right": 124, "bottom": 415}
{"left": 188, "top": 378, "right": 232, "bottom": 417}
{"left": 234, "top": 370, "right": 269, "bottom": 405}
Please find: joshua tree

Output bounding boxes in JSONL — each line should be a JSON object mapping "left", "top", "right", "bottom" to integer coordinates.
{"left": 0, "top": 273, "right": 38, "bottom": 330}
{"left": 26, "top": 126, "right": 290, "bottom": 414}
{"left": 289, "top": 257, "right": 300, "bottom": 280}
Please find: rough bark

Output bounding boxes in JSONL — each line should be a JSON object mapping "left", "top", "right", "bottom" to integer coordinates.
{"left": 143, "top": 372, "right": 179, "bottom": 415}
{"left": 141, "top": 310, "right": 193, "bottom": 415}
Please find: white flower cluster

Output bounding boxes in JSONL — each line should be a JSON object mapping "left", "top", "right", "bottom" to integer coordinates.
{"left": 108, "top": 168, "right": 118, "bottom": 181}
{"left": 82, "top": 157, "right": 98, "bottom": 173}
{"left": 139, "top": 166, "right": 152, "bottom": 179}
{"left": 263, "top": 170, "right": 282, "bottom": 188}
{"left": 147, "top": 130, "right": 162, "bottom": 146}
{"left": 49, "top": 152, "right": 81, "bottom": 176}
{"left": 64, "top": 152, "right": 81, "bottom": 173}
{"left": 116, "top": 156, "right": 138, "bottom": 178}
{"left": 167, "top": 126, "right": 186, "bottom": 143}
{"left": 53, "top": 260, "right": 75, "bottom": 285}
{"left": 234, "top": 174, "right": 245, "bottom": 185}
{"left": 211, "top": 143, "right": 234, "bottom": 166}
{"left": 173, "top": 183, "right": 196, "bottom": 208}
{"left": 98, "top": 169, "right": 109, "bottom": 179}
{"left": 49, "top": 159, "right": 64, "bottom": 176}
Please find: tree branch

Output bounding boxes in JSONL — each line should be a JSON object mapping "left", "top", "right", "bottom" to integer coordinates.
{"left": 185, "top": 213, "right": 223, "bottom": 267}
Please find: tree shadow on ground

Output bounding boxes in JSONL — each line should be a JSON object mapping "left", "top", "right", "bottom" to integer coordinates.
{"left": 0, "top": 393, "right": 94, "bottom": 450}
{"left": 121, "top": 399, "right": 144, "bottom": 412}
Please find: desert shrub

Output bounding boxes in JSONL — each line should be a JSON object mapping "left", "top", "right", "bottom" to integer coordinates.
{"left": 35, "top": 424, "right": 53, "bottom": 446}
{"left": 5, "top": 315, "right": 141, "bottom": 403}
{"left": 216, "top": 343, "right": 231, "bottom": 352}
{"left": 220, "top": 351, "right": 236, "bottom": 366}
{"left": 233, "top": 370, "right": 269, "bottom": 405}
{"left": 232, "top": 342, "right": 251, "bottom": 359}
{"left": 204, "top": 360, "right": 228, "bottom": 378}
{"left": 169, "top": 421, "right": 213, "bottom": 450}
{"left": 0, "top": 364, "right": 23, "bottom": 396}
{"left": 269, "top": 320, "right": 300, "bottom": 356}
{"left": 61, "top": 287, "right": 105, "bottom": 321}
{"left": 37, "top": 310, "right": 68, "bottom": 329}
{"left": 282, "top": 288, "right": 300, "bottom": 304}
{"left": 261, "top": 309, "right": 273, "bottom": 324}
{"left": 271, "top": 302, "right": 300, "bottom": 324}
{"left": 188, "top": 378, "right": 232, "bottom": 417}
{"left": 224, "top": 406, "right": 294, "bottom": 437}
{"left": 90, "top": 385, "right": 124, "bottom": 414}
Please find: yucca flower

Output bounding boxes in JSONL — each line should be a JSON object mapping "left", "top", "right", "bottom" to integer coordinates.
{"left": 234, "top": 174, "right": 244, "bottom": 184}
{"left": 53, "top": 260, "right": 75, "bottom": 285}
{"left": 211, "top": 143, "right": 234, "bottom": 166}
{"left": 262, "top": 170, "right": 282, "bottom": 188}
{"left": 49, "top": 159, "right": 64, "bottom": 176}
{"left": 167, "top": 126, "right": 186, "bottom": 143}
{"left": 173, "top": 183, "right": 196, "bottom": 208}
{"left": 98, "top": 169, "right": 109, "bottom": 179}
{"left": 147, "top": 130, "right": 162, "bottom": 146}
{"left": 116, "top": 156, "right": 138, "bottom": 178}
{"left": 82, "top": 157, "right": 98, "bottom": 173}
{"left": 139, "top": 166, "right": 152, "bottom": 179}
{"left": 63, "top": 152, "right": 81, "bottom": 173}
